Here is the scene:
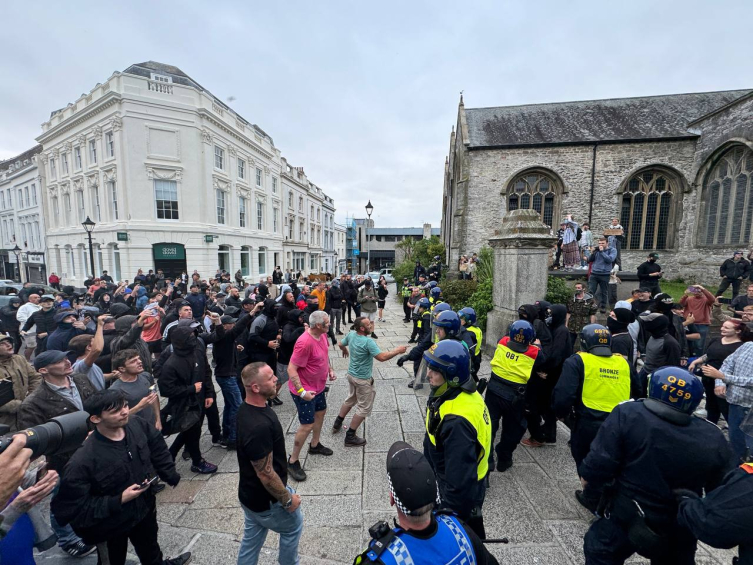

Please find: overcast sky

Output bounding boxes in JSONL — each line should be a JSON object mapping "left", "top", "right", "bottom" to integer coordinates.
{"left": 1, "top": 1, "right": 751, "bottom": 228}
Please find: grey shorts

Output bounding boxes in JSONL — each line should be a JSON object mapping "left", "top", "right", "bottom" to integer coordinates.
{"left": 276, "top": 363, "right": 290, "bottom": 385}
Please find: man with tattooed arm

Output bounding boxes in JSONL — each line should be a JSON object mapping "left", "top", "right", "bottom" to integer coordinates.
{"left": 236, "top": 362, "right": 303, "bottom": 565}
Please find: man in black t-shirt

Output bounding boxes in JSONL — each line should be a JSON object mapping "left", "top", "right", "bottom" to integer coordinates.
{"left": 729, "top": 283, "right": 753, "bottom": 318}
{"left": 237, "top": 361, "right": 303, "bottom": 564}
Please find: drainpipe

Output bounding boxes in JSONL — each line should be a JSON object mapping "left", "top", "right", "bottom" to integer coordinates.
{"left": 588, "top": 143, "right": 598, "bottom": 225}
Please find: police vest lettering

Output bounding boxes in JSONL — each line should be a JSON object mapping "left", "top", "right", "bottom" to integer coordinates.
{"left": 361, "top": 514, "right": 477, "bottom": 565}
{"left": 425, "top": 391, "right": 491, "bottom": 481}
{"left": 490, "top": 337, "right": 538, "bottom": 385}
{"left": 466, "top": 326, "right": 483, "bottom": 356}
{"left": 577, "top": 351, "right": 631, "bottom": 413}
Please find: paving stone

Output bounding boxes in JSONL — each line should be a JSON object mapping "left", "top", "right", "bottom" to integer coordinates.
{"left": 298, "top": 526, "right": 362, "bottom": 563}
{"left": 157, "top": 480, "right": 205, "bottom": 504}
{"left": 363, "top": 452, "right": 392, "bottom": 511}
{"left": 303, "top": 440, "right": 364, "bottom": 470}
{"left": 484, "top": 472, "right": 554, "bottom": 544}
{"left": 365, "top": 411, "right": 402, "bottom": 452}
{"left": 488, "top": 545, "right": 575, "bottom": 565}
{"left": 378, "top": 366, "right": 413, "bottom": 380}
{"left": 396, "top": 393, "right": 425, "bottom": 432}
{"left": 372, "top": 386, "right": 398, "bottom": 411}
{"left": 403, "top": 432, "right": 425, "bottom": 448}
{"left": 157, "top": 502, "right": 190, "bottom": 525}
{"left": 547, "top": 519, "right": 591, "bottom": 564}
{"left": 191, "top": 473, "right": 240, "bottom": 509}
{"left": 186, "top": 532, "right": 241, "bottom": 564}
{"left": 301, "top": 495, "right": 362, "bottom": 527}
{"left": 292, "top": 469, "right": 362, "bottom": 495}
{"left": 526, "top": 442, "right": 580, "bottom": 480}
{"left": 512, "top": 463, "right": 581, "bottom": 520}
{"left": 156, "top": 524, "right": 204, "bottom": 558}
{"left": 177, "top": 507, "right": 245, "bottom": 536}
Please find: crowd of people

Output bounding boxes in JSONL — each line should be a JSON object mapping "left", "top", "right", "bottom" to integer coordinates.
{"left": 0, "top": 261, "right": 750, "bottom": 564}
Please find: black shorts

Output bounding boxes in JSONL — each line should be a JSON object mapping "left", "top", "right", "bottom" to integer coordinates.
{"left": 147, "top": 340, "right": 163, "bottom": 355}
{"left": 377, "top": 300, "right": 386, "bottom": 308}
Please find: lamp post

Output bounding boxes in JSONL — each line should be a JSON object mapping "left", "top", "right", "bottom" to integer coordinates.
{"left": 365, "top": 200, "right": 373, "bottom": 274}
{"left": 11, "top": 245, "right": 22, "bottom": 283}
{"left": 82, "top": 216, "right": 96, "bottom": 279}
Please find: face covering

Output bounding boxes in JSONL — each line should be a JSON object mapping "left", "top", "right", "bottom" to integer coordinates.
{"left": 606, "top": 317, "right": 628, "bottom": 334}
{"left": 58, "top": 322, "right": 74, "bottom": 330}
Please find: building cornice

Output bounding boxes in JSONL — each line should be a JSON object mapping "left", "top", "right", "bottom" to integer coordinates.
{"left": 198, "top": 110, "right": 274, "bottom": 162}
{"left": 36, "top": 94, "right": 122, "bottom": 145}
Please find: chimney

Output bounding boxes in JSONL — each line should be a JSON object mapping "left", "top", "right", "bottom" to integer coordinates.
{"left": 423, "top": 223, "right": 431, "bottom": 239}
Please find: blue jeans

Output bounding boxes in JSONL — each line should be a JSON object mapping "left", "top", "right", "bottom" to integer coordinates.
{"left": 238, "top": 486, "right": 303, "bottom": 565}
{"left": 216, "top": 376, "right": 242, "bottom": 443}
{"left": 695, "top": 324, "right": 710, "bottom": 356}
{"left": 728, "top": 403, "right": 753, "bottom": 462}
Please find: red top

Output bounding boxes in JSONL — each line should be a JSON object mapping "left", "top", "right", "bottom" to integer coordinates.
{"left": 679, "top": 288, "right": 715, "bottom": 325}
{"left": 498, "top": 336, "right": 540, "bottom": 360}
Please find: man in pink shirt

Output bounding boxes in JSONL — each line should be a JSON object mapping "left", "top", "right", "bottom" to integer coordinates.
{"left": 287, "top": 310, "right": 337, "bottom": 481}
{"left": 679, "top": 284, "right": 716, "bottom": 355}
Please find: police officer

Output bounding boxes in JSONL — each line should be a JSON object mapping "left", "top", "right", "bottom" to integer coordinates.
{"left": 486, "top": 320, "right": 546, "bottom": 472}
{"left": 433, "top": 311, "right": 474, "bottom": 353}
{"left": 430, "top": 302, "right": 451, "bottom": 344}
{"left": 552, "top": 324, "right": 641, "bottom": 511}
{"left": 400, "top": 278, "right": 413, "bottom": 322}
{"left": 580, "top": 367, "right": 733, "bottom": 564}
{"left": 677, "top": 460, "right": 753, "bottom": 565}
{"left": 398, "top": 297, "right": 432, "bottom": 389}
{"left": 423, "top": 341, "right": 491, "bottom": 539}
{"left": 353, "top": 441, "right": 499, "bottom": 565}
{"left": 459, "top": 307, "right": 483, "bottom": 381}
{"left": 429, "top": 286, "right": 443, "bottom": 309}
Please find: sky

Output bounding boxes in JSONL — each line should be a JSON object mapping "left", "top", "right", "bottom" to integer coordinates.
{"left": 1, "top": 1, "right": 752, "bottom": 228}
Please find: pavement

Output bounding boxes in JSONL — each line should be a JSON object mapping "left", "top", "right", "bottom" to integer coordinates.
{"left": 36, "top": 285, "right": 738, "bottom": 565}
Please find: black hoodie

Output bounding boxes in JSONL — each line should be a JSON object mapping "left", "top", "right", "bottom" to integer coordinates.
{"left": 279, "top": 309, "right": 305, "bottom": 365}
{"left": 543, "top": 305, "right": 571, "bottom": 379}
{"left": 0, "top": 302, "right": 20, "bottom": 332}
{"left": 246, "top": 299, "right": 280, "bottom": 362}
{"left": 519, "top": 304, "right": 551, "bottom": 351}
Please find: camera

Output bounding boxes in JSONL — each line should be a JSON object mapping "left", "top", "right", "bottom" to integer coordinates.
{"left": 0, "top": 411, "right": 90, "bottom": 458}
{"left": 368, "top": 520, "right": 391, "bottom": 541}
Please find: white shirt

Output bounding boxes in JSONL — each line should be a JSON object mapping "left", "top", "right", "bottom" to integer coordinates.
{"left": 16, "top": 302, "right": 41, "bottom": 334}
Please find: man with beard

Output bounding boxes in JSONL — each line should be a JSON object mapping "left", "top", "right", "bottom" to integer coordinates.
{"left": 637, "top": 252, "right": 663, "bottom": 296}
{"left": 524, "top": 304, "right": 570, "bottom": 447}
{"left": 225, "top": 286, "right": 243, "bottom": 310}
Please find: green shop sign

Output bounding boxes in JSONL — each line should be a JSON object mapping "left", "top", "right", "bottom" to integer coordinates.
{"left": 153, "top": 244, "right": 185, "bottom": 260}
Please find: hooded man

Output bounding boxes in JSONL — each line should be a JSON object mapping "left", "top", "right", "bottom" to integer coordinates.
{"left": 653, "top": 293, "right": 692, "bottom": 361}
{"left": 637, "top": 252, "right": 663, "bottom": 296}
{"left": 638, "top": 312, "right": 681, "bottom": 391}
{"left": 110, "top": 311, "right": 153, "bottom": 375}
{"left": 518, "top": 304, "right": 552, "bottom": 352}
{"left": 0, "top": 297, "right": 22, "bottom": 353}
{"left": 45, "top": 311, "right": 92, "bottom": 362}
{"left": 607, "top": 306, "right": 636, "bottom": 366}
{"left": 327, "top": 279, "right": 344, "bottom": 334}
{"left": 245, "top": 299, "right": 280, "bottom": 376}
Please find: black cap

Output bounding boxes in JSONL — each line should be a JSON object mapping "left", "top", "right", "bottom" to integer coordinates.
{"left": 386, "top": 441, "right": 439, "bottom": 516}
{"left": 241, "top": 297, "right": 255, "bottom": 306}
{"left": 34, "top": 350, "right": 69, "bottom": 370}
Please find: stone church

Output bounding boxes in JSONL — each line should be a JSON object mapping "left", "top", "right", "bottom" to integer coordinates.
{"left": 442, "top": 89, "right": 753, "bottom": 281}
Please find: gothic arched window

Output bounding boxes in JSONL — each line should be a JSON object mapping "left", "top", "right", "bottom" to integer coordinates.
{"left": 700, "top": 145, "right": 753, "bottom": 246}
{"left": 507, "top": 172, "right": 558, "bottom": 228}
{"left": 619, "top": 170, "right": 675, "bottom": 250}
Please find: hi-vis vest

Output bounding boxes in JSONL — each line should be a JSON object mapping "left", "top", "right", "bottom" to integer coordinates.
{"left": 577, "top": 351, "right": 631, "bottom": 413}
{"left": 490, "top": 337, "right": 538, "bottom": 385}
{"left": 425, "top": 391, "right": 491, "bottom": 481}
{"left": 466, "top": 326, "right": 483, "bottom": 357}
{"left": 416, "top": 311, "right": 430, "bottom": 330}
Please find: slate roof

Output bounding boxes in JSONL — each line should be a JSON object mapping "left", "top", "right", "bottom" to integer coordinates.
{"left": 369, "top": 227, "right": 440, "bottom": 236}
{"left": 123, "top": 61, "right": 274, "bottom": 144}
{"left": 464, "top": 89, "right": 752, "bottom": 148}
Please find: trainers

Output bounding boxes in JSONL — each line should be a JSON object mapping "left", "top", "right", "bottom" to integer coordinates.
{"left": 271, "top": 396, "right": 283, "bottom": 406}
{"left": 332, "top": 416, "right": 345, "bottom": 434}
{"left": 165, "top": 552, "right": 192, "bottom": 565}
{"left": 345, "top": 432, "right": 367, "bottom": 447}
{"left": 211, "top": 436, "right": 222, "bottom": 447}
{"left": 62, "top": 541, "right": 96, "bottom": 558}
{"left": 408, "top": 338, "right": 416, "bottom": 344}
{"left": 181, "top": 450, "right": 191, "bottom": 461}
{"left": 287, "top": 458, "right": 307, "bottom": 481}
{"left": 220, "top": 439, "right": 237, "bottom": 450}
{"left": 191, "top": 460, "right": 218, "bottom": 474}
{"left": 521, "top": 438, "right": 544, "bottom": 448}
{"left": 496, "top": 459, "right": 513, "bottom": 473}
{"left": 309, "top": 442, "right": 334, "bottom": 456}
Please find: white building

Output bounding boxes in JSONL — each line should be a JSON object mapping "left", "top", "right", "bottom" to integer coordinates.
{"left": 334, "top": 223, "right": 347, "bottom": 275}
{"left": 280, "top": 159, "right": 329, "bottom": 275}
{"left": 36, "top": 61, "right": 285, "bottom": 285}
{"left": 0, "top": 146, "right": 48, "bottom": 283}
{"left": 322, "top": 194, "right": 336, "bottom": 274}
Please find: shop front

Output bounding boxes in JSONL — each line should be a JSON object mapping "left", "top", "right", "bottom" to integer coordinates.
{"left": 153, "top": 243, "right": 187, "bottom": 279}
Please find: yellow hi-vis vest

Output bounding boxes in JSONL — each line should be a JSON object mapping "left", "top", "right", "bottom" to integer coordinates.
{"left": 577, "top": 351, "right": 631, "bottom": 413}
{"left": 467, "top": 326, "right": 483, "bottom": 356}
{"left": 490, "top": 338, "right": 537, "bottom": 385}
{"left": 425, "top": 391, "right": 491, "bottom": 481}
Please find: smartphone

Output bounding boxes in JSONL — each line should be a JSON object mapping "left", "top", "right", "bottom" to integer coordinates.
{"left": 686, "top": 286, "right": 700, "bottom": 294}
{"left": 148, "top": 384, "right": 157, "bottom": 393}
{"left": 138, "top": 476, "right": 159, "bottom": 490}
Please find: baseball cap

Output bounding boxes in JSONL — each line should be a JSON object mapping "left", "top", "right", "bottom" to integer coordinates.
{"left": 638, "top": 287, "right": 653, "bottom": 293}
{"left": 220, "top": 315, "right": 234, "bottom": 324}
{"left": 241, "top": 297, "right": 255, "bottom": 306}
{"left": 0, "top": 333, "right": 14, "bottom": 344}
{"left": 40, "top": 294, "right": 55, "bottom": 302}
{"left": 386, "top": 441, "right": 439, "bottom": 516}
{"left": 648, "top": 253, "right": 659, "bottom": 259}
{"left": 34, "top": 350, "right": 69, "bottom": 370}
{"left": 734, "top": 250, "right": 743, "bottom": 255}
{"left": 654, "top": 292, "right": 674, "bottom": 305}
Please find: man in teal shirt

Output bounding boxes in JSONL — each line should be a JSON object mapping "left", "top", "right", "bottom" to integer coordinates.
{"left": 332, "top": 317, "right": 407, "bottom": 446}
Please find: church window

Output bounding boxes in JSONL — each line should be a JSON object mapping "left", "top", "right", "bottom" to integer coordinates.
{"left": 619, "top": 170, "right": 674, "bottom": 250}
{"left": 506, "top": 172, "right": 557, "bottom": 227}
{"left": 699, "top": 145, "right": 753, "bottom": 246}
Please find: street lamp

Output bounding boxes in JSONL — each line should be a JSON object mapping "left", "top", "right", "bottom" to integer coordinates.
{"left": 365, "top": 200, "right": 373, "bottom": 273}
{"left": 11, "top": 245, "right": 22, "bottom": 283}
{"left": 82, "top": 216, "right": 96, "bottom": 279}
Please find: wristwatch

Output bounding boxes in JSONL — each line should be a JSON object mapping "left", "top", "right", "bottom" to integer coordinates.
{"left": 282, "top": 496, "right": 293, "bottom": 510}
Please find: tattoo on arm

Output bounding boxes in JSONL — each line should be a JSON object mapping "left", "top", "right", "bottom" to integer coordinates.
{"left": 251, "top": 453, "right": 292, "bottom": 505}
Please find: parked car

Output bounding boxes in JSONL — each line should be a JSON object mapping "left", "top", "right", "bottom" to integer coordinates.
{"left": 379, "top": 268, "right": 395, "bottom": 284}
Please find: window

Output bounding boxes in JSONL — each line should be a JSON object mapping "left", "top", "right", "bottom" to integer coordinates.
{"left": 216, "top": 189, "right": 226, "bottom": 224}
{"left": 310, "top": 255, "right": 316, "bottom": 270}
{"left": 76, "top": 190, "right": 86, "bottom": 221}
{"left": 238, "top": 158, "right": 245, "bottom": 180}
{"left": 31, "top": 184, "right": 36, "bottom": 205}
{"left": 258, "top": 249, "right": 266, "bottom": 274}
{"left": 298, "top": 197, "right": 303, "bottom": 212}
{"left": 506, "top": 171, "right": 559, "bottom": 228}
{"left": 106, "top": 132, "right": 114, "bottom": 158}
{"left": 66, "top": 246, "right": 75, "bottom": 278}
{"left": 155, "top": 179, "right": 179, "bottom": 220}
{"left": 240, "top": 246, "right": 251, "bottom": 276}
{"left": 1, "top": 192, "right": 5, "bottom": 209}
{"left": 311, "top": 205, "right": 314, "bottom": 219}
{"left": 8, "top": 220, "right": 14, "bottom": 242}
{"left": 151, "top": 73, "right": 172, "bottom": 83}
{"left": 272, "top": 177, "right": 277, "bottom": 193}
{"left": 299, "top": 220, "right": 304, "bottom": 240}
{"left": 24, "top": 187, "right": 29, "bottom": 207}
{"left": 64, "top": 194, "right": 72, "bottom": 225}
{"left": 93, "top": 187, "right": 101, "bottom": 221}
{"left": 108, "top": 181, "right": 119, "bottom": 220}
{"left": 52, "top": 197, "right": 59, "bottom": 226}
{"left": 89, "top": 139, "right": 97, "bottom": 164}
{"left": 34, "top": 222, "right": 41, "bottom": 248}
{"left": 239, "top": 196, "right": 247, "bottom": 228}
{"left": 317, "top": 208, "right": 320, "bottom": 222}
{"left": 49, "top": 157, "right": 56, "bottom": 180}
{"left": 273, "top": 207, "right": 279, "bottom": 233}
{"left": 256, "top": 168, "right": 262, "bottom": 187}
{"left": 18, "top": 190, "right": 22, "bottom": 208}
{"left": 700, "top": 145, "right": 753, "bottom": 246}
{"left": 74, "top": 147, "right": 82, "bottom": 170}
{"left": 257, "top": 201, "right": 264, "bottom": 230}
{"left": 620, "top": 170, "right": 675, "bottom": 250}
{"left": 288, "top": 218, "right": 294, "bottom": 239}
{"left": 20, "top": 224, "right": 27, "bottom": 247}
{"left": 214, "top": 146, "right": 224, "bottom": 170}
{"left": 7, "top": 190, "right": 10, "bottom": 206}
{"left": 62, "top": 153, "right": 69, "bottom": 175}
{"left": 288, "top": 191, "right": 293, "bottom": 208}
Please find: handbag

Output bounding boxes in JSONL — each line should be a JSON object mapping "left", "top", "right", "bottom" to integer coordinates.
{"left": 0, "top": 379, "right": 15, "bottom": 408}
{"left": 160, "top": 395, "right": 201, "bottom": 436}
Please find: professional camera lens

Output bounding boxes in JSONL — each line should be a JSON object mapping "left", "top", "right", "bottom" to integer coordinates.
{"left": 0, "top": 411, "right": 90, "bottom": 458}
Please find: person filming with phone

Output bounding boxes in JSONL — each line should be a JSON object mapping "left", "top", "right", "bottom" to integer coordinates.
{"left": 51, "top": 389, "right": 189, "bottom": 565}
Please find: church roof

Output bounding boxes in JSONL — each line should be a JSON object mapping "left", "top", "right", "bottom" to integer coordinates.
{"left": 464, "top": 89, "right": 752, "bottom": 148}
